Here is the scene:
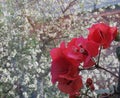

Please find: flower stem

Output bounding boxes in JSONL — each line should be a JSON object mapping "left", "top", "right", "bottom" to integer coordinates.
{"left": 79, "top": 65, "right": 119, "bottom": 78}
{"left": 95, "top": 46, "right": 119, "bottom": 78}
{"left": 97, "top": 66, "right": 119, "bottom": 78}
{"left": 96, "top": 46, "right": 102, "bottom": 67}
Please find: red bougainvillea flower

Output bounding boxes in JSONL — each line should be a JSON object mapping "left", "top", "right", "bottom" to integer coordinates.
{"left": 88, "top": 23, "right": 117, "bottom": 48}
{"left": 50, "top": 36, "right": 98, "bottom": 95}
{"left": 51, "top": 57, "right": 83, "bottom": 95}
{"left": 50, "top": 42, "right": 70, "bottom": 84}
{"left": 63, "top": 36, "right": 99, "bottom": 68}
{"left": 50, "top": 42, "right": 83, "bottom": 95}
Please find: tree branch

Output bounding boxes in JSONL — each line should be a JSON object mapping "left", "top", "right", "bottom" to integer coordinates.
{"left": 62, "top": 0, "right": 77, "bottom": 14}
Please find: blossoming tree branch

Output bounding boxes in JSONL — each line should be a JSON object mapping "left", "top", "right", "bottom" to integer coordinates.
{"left": 50, "top": 23, "right": 120, "bottom": 98}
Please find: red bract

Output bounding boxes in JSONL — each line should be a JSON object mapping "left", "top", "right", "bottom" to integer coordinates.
{"left": 50, "top": 43, "right": 66, "bottom": 84}
{"left": 51, "top": 56, "right": 71, "bottom": 84}
{"left": 69, "top": 95, "right": 77, "bottom": 98}
{"left": 50, "top": 42, "right": 65, "bottom": 61}
{"left": 88, "top": 23, "right": 117, "bottom": 48}
{"left": 58, "top": 75, "right": 83, "bottom": 95}
{"left": 63, "top": 37, "right": 99, "bottom": 68}
{"left": 86, "top": 78, "right": 93, "bottom": 86}
{"left": 51, "top": 57, "right": 83, "bottom": 95}
{"left": 62, "top": 38, "right": 86, "bottom": 66}
{"left": 50, "top": 42, "right": 71, "bottom": 84}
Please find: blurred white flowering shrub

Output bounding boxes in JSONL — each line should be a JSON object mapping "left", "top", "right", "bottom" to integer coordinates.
{"left": 0, "top": 0, "right": 120, "bottom": 98}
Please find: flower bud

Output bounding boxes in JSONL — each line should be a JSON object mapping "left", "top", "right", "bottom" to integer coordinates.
{"left": 86, "top": 78, "right": 93, "bottom": 87}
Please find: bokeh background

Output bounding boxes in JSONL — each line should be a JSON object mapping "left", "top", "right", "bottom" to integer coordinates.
{"left": 0, "top": 0, "right": 120, "bottom": 98}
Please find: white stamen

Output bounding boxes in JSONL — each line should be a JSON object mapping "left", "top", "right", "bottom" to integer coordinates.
{"left": 80, "top": 48, "right": 84, "bottom": 53}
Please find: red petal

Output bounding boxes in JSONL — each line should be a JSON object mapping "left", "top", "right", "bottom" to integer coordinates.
{"left": 88, "top": 23, "right": 116, "bottom": 49}
{"left": 60, "top": 41, "right": 66, "bottom": 49}
{"left": 85, "top": 40, "right": 99, "bottom": 56}
{"left": 50, "top": 48, "right": 62, "bottom": 60}
{"left": 51, "top": 57, "right": 70, "bottom": 84}
{"left": 69, "top": 95, "right": 77, "bottom": 98}
{"left": 83, "top": 56, "right": 95, "bottom": 68}
{"left": 59, "top": 65, "right": 79, "bottom": 80}
{"left": 58, "top": 76, "right": 83, "bottom": 95}
{"left": 67, "top": 38, "right": 77, "bottom": 47}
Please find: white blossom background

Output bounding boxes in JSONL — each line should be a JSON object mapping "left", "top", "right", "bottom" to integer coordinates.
{"left": 0, "top": 0, "right": 120, "bottom": 98}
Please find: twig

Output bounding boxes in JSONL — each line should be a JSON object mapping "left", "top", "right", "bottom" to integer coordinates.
{"left": 79, "top": 65, "right": 119, "bottom": 78}
{"left": 97, "top": 66, "right": 119, "bottom": 78}
{"left": 56, "top": 0, "right": 64, "bottom": 14}
{"left": 93, "top": 9, "right": 120, "bottom": 18}
{"left": 96, "top": 46, "right": 102, "bottom": 67}
{"left": 62, "top": 0, "right": 77, "bottom": 14}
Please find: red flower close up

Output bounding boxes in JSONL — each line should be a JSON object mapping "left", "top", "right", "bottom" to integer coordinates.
{"left": 88, "top": 23, "right": 117, "bottom": 48}
{"left": 63, "top": 36, "right": 99, "bottom": 68}
{"left": 50, "top": 42, "right": 83, "bottom": 95}
{"left": 50, "top": 22, "right": 118, "bottom": 97}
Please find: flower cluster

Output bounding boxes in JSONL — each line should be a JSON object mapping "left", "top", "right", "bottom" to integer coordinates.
{"left": 50, "top": 23, "right": 117, "bottom": 97}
